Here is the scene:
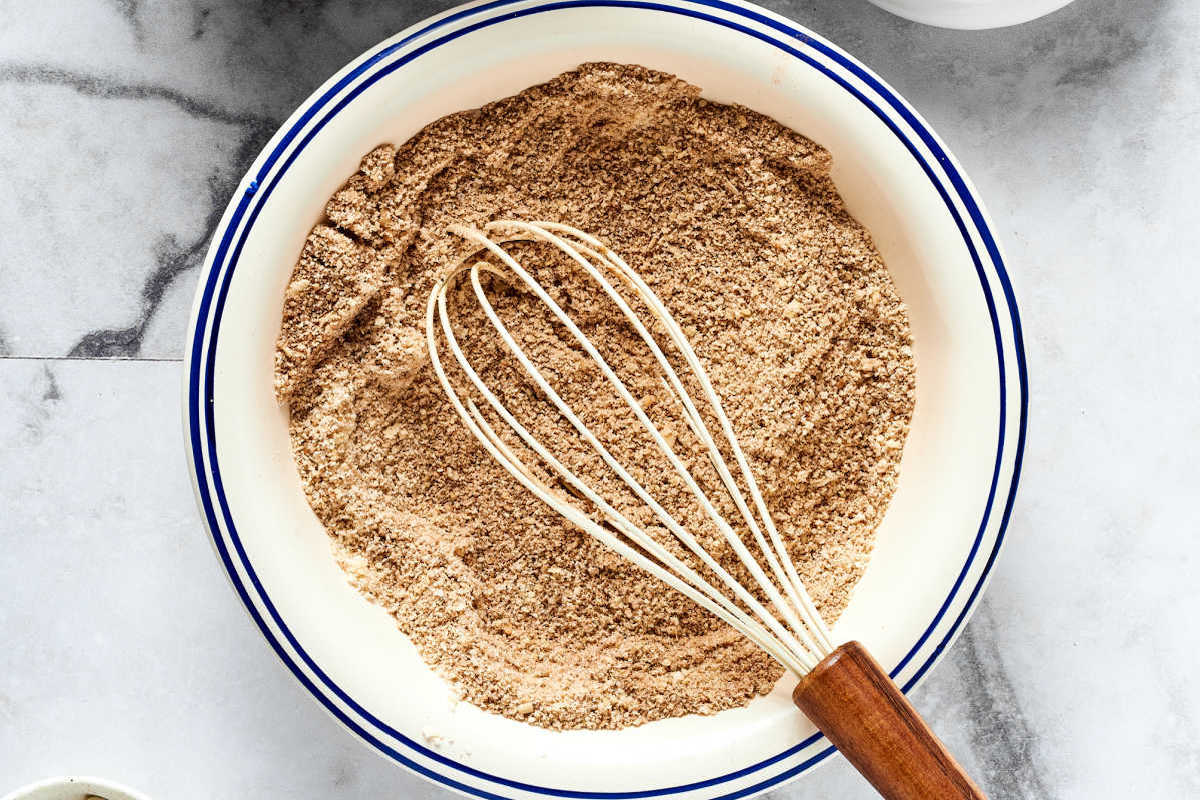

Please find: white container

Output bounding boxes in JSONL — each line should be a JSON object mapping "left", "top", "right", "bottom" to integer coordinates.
{"left": 867, "top": 0, "right": 1077, "bottom": 29}
{"left": 1, "top": 777, "right": 149, "bottom": 800}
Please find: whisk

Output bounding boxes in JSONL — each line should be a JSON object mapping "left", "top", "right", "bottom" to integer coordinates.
{"left": 425, "top": 220, "right": 985, "bottom": 800}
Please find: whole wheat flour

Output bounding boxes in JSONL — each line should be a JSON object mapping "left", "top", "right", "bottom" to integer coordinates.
{"left": 275, "top": 63, "right": 915, "bottom": 730}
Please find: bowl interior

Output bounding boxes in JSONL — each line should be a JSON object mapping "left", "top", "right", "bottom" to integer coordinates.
{"left": 196, "top": 3, "right": 1009, "bottom": 796}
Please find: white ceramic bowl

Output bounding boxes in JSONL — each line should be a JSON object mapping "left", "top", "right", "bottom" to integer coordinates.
{"left": 1, "top": 777, "right": 150, "bottom": 800}
{"left": 866, "top": 0, "right": 1076, "bottom": 29}
{"left": 183, "top": 1, "right": 1027, "bottom": 798}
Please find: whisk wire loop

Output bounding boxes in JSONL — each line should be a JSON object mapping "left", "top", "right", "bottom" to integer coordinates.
{"left": 425, "top": 221, "right": 834, "bottom": 676}
{"left": 542, "top": 223, "right": 834, "bottom": 655}
{"left": 426, "top": 278, "right": 806, "bottom": 674}
{"left": 457, "top": 224, "right": 823, "bottom": 663}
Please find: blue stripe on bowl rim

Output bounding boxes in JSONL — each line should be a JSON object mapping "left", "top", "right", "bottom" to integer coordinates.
{"left": 184, "top": 1, "right": 1029, "bottom": 797}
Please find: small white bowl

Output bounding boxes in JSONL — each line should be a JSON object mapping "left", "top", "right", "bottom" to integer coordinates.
{"left": 183, "top": 1, "right": 1027, "bottom": 798}
{"left": 1, "top": 777, "right": 150, "bottom": 800}
{"left": 867, "top": 0, "right": 1077, "bottom": 29}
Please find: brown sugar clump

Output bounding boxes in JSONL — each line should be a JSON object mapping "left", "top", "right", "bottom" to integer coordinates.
{"left": 275, "top": 225, "right": 388, "bottom": 398}
{"left": 276, "top": 63, "right": 915, "bottom": 730}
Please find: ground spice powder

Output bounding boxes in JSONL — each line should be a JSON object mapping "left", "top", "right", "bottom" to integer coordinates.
{"left": 276, "top": 63, "right": 914, "bottom": 730}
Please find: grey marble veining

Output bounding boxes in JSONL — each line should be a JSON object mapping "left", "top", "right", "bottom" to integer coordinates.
{"left": 2, "top": 0, "right": 1199, "bottom": 798}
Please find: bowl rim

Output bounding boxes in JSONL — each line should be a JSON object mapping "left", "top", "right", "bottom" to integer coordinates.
{"left": 183, "top": 1, "right": 1029, "bottom": 797}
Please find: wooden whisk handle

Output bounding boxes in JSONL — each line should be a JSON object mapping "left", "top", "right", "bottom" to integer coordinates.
{"left": 792, "top": 641, "right": 986, "bottom": 800}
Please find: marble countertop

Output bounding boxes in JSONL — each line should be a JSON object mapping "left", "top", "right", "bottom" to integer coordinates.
{"left": 2, "top": 0, "right": 1198, "bottom": 797}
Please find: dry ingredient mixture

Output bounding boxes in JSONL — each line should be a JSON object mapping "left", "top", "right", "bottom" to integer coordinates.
{"left": 275, "top": 63, "right": 915, "bottom": 730}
